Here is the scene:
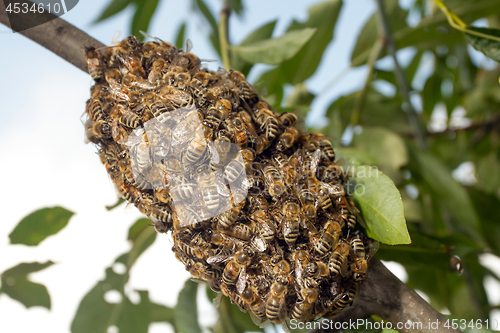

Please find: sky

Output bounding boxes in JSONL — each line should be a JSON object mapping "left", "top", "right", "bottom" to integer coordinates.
{"left": 0, "top": 1, "right": 499, "bottom": 333}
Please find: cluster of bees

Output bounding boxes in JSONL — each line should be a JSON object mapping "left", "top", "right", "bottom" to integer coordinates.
{"left": 83, "top": 34, "right": 376, "bottom": 330}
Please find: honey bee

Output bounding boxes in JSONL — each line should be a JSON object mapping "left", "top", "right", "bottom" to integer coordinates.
{"left": 350, "top": 238, "right": 367, "bottom": 281}
{"left": 142, "top": 91, "right": 171, "bottom": 125}
{"left": 116, "top": 180, "right": 142, "bottom": 203}
{"left": 305, "top": 260, "right": 329, "bottom": 279}
{"left": 203, "top": 99, "right": 232, "bottom": 130}
{"left": 172, "top": 51, "right": 201, "bottom": 73}
{"left": 208, "top": 248, "right": 254, "bottom": 293}
{"left": 241, "top": 286, "right": 267, "bottom": 323}
{"left": 276, "top": 127, "right": 299, "bottom": 151}
{"left": 170, "top": 180, "right": 196, "bottom": 202}
{"left": 224, "top": 158, "right": 246, "bottom": 183}
{"left": 91, "top": 120, "right": 112, "bottom": 139}
{"left": 317, "top": 188, "right": 334, "bottom": 213}
{"left": 189, "top": 71, "right": 215, "bottom": 104}
{"left": 221, "top": 222, "right": 253, "bottom": 242}
{"left": 315, "top": 221, "right": 341, "bottom": 256}
{"left": 241, "top": 148, "right": 256, "bottom": 172}
{"left": 138, "top": 199, "right": 174, "bottom": 230}
{"left": 337, "top": 195, "right": 356, "bottom": 230}
{"left": 231, "top": 116, "right": 248, "bottom": 147}
{"left": 263, "top": 163, "right": 285, "bottom": 198}
{"left": 278, "top": 112, "right": 298, "bottom": 127}
{"left": 326, "top": 282, "right": 358, "bottom": 316}
{"left": 271, "top": 153, "right": 297, "bottom": 187}
{"left": 113, "top": 36, "right": 146, "bottom": 77}
{"left": 220, "top": 283, "right": 247, "bottom": 312}
{"left": 122, "top": 73, "right": 155, "bottom": 90}
{"left": 265, "top": 278, "right": 287, "bottom": 323}
{"left": 291, "top": 287, "right": 318, "bottom": 322}
{"left": 85, "top": 46, "right": 103, "bottom": 81}
{"left": 217, "top": 200, "right": 244, "bottom": 229}
{"left": 298, "top": 188, "right": 316, "bottom": 219}
{"left": 249, "top": 210, "right": 275, "bottom": 244}
{"left": 175, "top": 236, "right": 207, "bottom": 261}
{"left": 292, "top": 248, "right": 311, "bottom": 283}
{"left": 210, "top": 231, "right": 245, "bottom": 252}
{"left": 282, "top": 201, "right": 300, "bottom": 246}
{"left": 214, "top": 133, "right": 232, "bottom": 155}
{"left": 255, "top": 108, "right": 280, "bottom": 142}
{"left": 147, "top": 58, "right": 168, "bottom": 83}
{"left": 319, "top": 138, "right": 335, "bottom": 161}
{"left": 182, "top": 129, "right": 207, "bottom": 165}
{"left": 104, "top": 68, "right": 132, "bottom": 101}
{"left": 198, "top": 171, "right": 219, "bottom": 212}
{"left": 89, "top": 99, "right": 105, "bottom": 122}
{"left": 328, "top": 241, "right": 350, "bottom": 277}
{"left": 228, "top": 70, "right": 259, "bottom": 106}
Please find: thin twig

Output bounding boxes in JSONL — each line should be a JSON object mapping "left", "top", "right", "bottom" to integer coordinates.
{"left": 218, "top": 0, "right": 231, "bottom": 70}
{"left": 375, "top": 0, "right": 427, "bottom": 149}
{"left": 309, "top": 258, "right": 462, "bottom": 333}
{"left": 350, "top": 37, "right": 385, "bottom": 126}
{"left": 0, "top": 0, "right": 104, "bottom": 73}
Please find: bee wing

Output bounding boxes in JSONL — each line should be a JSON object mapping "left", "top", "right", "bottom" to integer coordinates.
{"left": 236, "top": 267, "right": 248, "bottom": 294}
{"left": 366, "top": 240, "right": 379, "bottom": 262}
{"left": 206, "top": 254, "right": 231, "bottom": 265}
{"left": 250, "top": 234, "right": 267, "bottom": 252}
{"left": 355, "top": 210, "right": 366, "bottom": 228}
{"left": 212, "top": 292, "right": 223, "bottom": 309}
{"left": 248, "top": 310, "right": 263, "bottom": 327}
{"left": 258, "top": 319, "right": 271, "bottom": 329}
{"left": 281, "top": 318, "right": 292, "bottom": 333}
{"left": 277, "top": 293, "right": 287, "bottom": 322}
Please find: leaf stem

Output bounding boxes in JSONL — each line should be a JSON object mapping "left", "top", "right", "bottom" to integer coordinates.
{"left": 218, "top": 0, "right": 232, "bottom": 70}
{"left": 350, "top": 37, "right": 385, "bottom": 126}
{"left": 375, "top": 0, "right": 427, "bottom": 149}
{"left": 433, "top": 0, "right": 500, "bottom": 42}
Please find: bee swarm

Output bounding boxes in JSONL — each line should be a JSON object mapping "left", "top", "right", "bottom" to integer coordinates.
{"left": 84, "top": 35, "right": 376, "bottom": 327}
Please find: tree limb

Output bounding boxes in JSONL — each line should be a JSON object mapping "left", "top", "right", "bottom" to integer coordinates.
{"left": 309, "top": 258, "right": 462, "bottom": 333}
{"left": 0, "top": 0, "right": 104, "bottom": 73}
{"left": 0, "top": 6, "right": 462, "bottom": 333}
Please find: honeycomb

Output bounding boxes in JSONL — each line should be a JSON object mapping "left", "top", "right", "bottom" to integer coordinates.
{"left": 83, "top": 35, "right": 377, "bottom": 329}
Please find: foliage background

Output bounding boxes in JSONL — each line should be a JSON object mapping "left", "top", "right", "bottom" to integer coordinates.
{"left": 1, "top": 0, "right": 500, "bottom": 332}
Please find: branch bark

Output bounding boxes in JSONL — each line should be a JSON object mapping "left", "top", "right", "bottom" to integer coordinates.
{"left": 0, "top": 0, "right": 104, "bottom": 73}
{"left": 309, "top": 258, "right": 462, "bottom": 333}
{"left": 0, "top": 6, "right": 461, "bottom": 333}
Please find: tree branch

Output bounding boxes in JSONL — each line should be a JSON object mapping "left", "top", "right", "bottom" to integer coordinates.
{"left": 1, "top": 6, "right": 462, "bottom": 333}
{"left": 0, "top": 0, "right": 104, "bottom": 74}
{"left": 375, "top": 0, "right": 427, "bottom": 149}
{"left": 309, "top": 258, "right": 462, "bottom": 333}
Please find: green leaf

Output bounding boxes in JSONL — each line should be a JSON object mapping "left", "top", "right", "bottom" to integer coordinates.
{"left": 231, "top": 28, "right": 316, "bottom": 65}
{"left": 231, "top": 20, "right": 277, "bottom": 75}
{"left": 175, "top": 280, "right": 202, "bottom": 333}
{"left": 131, "top": 0, "right": 160, "bottom": 40}
{"left": 175, "top": 22, "right": 187, "bottom": 50}
{"left": 352, "top": 127, "right": 408, "bottom": 181}
{"left": 334, "top": 147, "right": 378, "bottom": 167}
{"left": 9, "top": 207, "right": 74, "bottom": 246}
{"left": 193, "top": 0, "right": 220, "bottom": 56}
{"left": 286, "top": 83, "right": 316, "bottom": 110}
{"left": 376, "top": 233, "right": 452, "bottom": 270}
{"left": 349, "top": 166, "right": 410, "bottom": 245}
{"left": 71, "top": 258, "right": 175, "bottom": 333}
{"left": 106, "top": 197, "right": 125, "bottom": 211}
{"left": 127, "top": 218, "right": 157, "bottom": 268}
{"left": 409, "top": 146, "right": 484, "bottom": 244}
{"left": 230, "top": 0, "right": 244, "bottom": 16}
{"left": 475, "top": 151, "right": 500, "bottom": 194}
{"left": 94, "top": 0, "right": 133, "bottom": 23}
{"left": 469, "top": 188, "right": 500, "bottom": 256}
{"left": 422, "top": 73, "right": 442, "bottom": 120}
{"left": 465, "top": 27, "right": 500, "bottom": 62}
{"left": 351, "top": 0, "right": 407, "bottom": 66}
{"left": 382, "top": 329, "right": 400, "bottom": 333}
{"left": 256, "top": 0, "right": 342, "bottom": 102}
{"left": 0, "top": 261, "right": 54, "bottom": 309}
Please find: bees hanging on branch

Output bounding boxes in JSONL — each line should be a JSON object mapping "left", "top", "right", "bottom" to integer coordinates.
{"left": 83, "top": 34, "right": 377, "bottom": 330}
